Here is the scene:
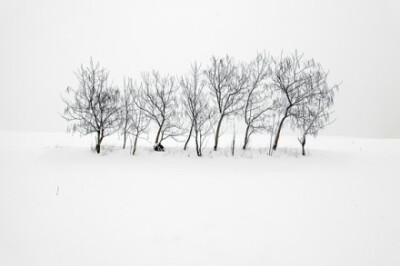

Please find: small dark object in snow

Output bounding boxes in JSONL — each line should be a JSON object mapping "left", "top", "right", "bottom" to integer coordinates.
{"left": 154, "top": 143, "right": 165, "bottom": 152}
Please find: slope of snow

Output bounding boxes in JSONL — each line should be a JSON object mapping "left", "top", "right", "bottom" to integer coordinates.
{"left": 0, "top": 131, "right": 399, "bottom": 266}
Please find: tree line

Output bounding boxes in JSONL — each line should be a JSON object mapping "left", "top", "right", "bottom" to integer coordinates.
{"left": 61, "top": 51, "right": 338, "bottom": 156}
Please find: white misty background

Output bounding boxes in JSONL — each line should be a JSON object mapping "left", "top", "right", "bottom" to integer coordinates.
{"left": 0, "top": 0, "right": 399, "bottom": 138}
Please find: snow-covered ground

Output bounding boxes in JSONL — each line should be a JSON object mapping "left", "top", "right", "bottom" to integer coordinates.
{"left": 0, "top": 131, "right": 399, "bottom": 266}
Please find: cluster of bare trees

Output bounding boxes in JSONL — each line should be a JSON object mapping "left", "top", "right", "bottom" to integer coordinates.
{"left": 62, "top": 51, "right": 338, "bottom": 156}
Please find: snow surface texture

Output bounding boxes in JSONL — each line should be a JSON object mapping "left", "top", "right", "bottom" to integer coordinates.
{"left": 0, "top": 131, "right": 399, "bottom": 266}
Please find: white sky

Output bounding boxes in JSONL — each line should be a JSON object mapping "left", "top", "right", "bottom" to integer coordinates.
{"left": 0, "top": 0, "right": 399, "bottom": 138}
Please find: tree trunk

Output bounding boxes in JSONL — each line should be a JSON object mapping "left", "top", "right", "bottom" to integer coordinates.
{"left": 96, "top": 131, "right": 102, "bottom": 154}
{"left": 132, "top": 134, "right": 139, "bottom": 155}
{"left": 272, "top": 115, "right": 287, "bottom": 151}
{"left": 95, "top": 144, "right": 101, "bottom": 154}
{"left": 155, "top": 123, "right": 163, "bottom": 144}
{"left": 213, "top": 115, "right": 224, "bottom": 151}
{"left": 122, "top": 130, "right": 127, "bottom": 149}
{"left": 122, "top": 103, "right": 129, "bottom": 149}
{"left": 184, "top": 123, "right": 193, "bottom": 150}
{"left": 301, "top": 136, "right": 306, "bottom": 156}
{"left": 231, "top": 133, "right": 235, "bottom": 156}
{"left": 195, "top": 130, "right": 201, "bottom": 156}
{"left": 243, "top": 125, "right": 250, "bottom": 150}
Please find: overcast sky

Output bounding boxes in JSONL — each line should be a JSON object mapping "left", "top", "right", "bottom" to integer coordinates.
{"left": 0, "top": 0, "right": 399, "bottom": 138}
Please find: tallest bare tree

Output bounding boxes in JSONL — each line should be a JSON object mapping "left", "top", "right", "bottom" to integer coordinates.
{"left": 61, "top": 59, "right": 121, "bottom": 154}
{"left": 270, "top": 52, "right": 320, "bottom": 151}
{"left": 205, "top": 55, "right": 249, "bottom": 151}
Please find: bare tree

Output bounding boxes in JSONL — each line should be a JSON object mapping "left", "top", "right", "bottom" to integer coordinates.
{"left": 119, "top": 79, "right": 151, "bottom": 155}
{"left": 295, "top": 69, "right": 338, "bottom": 155}
{"left": 180, "top": 62, "right": 203, "bottom": 151}
{"left": 137, "top": 71, "right": 182, "bottom": 148}
{"left": 242, "top": 52, "right": 276, "bottom": 150}
{"left": 129, "top": 85, "right": 151, "bottom": 155}
{"left": 61, "top": 59, "right": 120, "bottom": 154}
{"left": 270, "top": 51, "right": 323, "bottom": 151}
{"left": 194, "top": 102, "right": 215, "bottom": 157}
{"left": 205, "top": 55, "right": 249, "bottom": 151}
{"left": 120, "top": 78, "right": 135, "bottom": 149}
{"left": 181, "top": 62, "right": 215, "bottom": 156}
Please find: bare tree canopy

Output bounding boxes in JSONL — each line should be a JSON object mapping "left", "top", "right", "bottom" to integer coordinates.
{"left": 295, "top": 67, "right": 338, "bottom": 155}
{"left": 181, "top": 62, "right": 216, "bottom": 156}
{"left": 119, "top": 78, "right": 151, "bottom": 155}
{"left": 129, "top": 83, "right": 151, "bottom": 155}
{"left": 137, "top": 71, "right": 182, "bottom": 147}
{"left": 193, "top": 103, "right": 215, "bottom": 156}
{"left": 271, "top": 51, "right": 324, "bottom": 151}
{"left": 242, "top": 52, "right": 276, "bottom": 150}
{"left": 61, "top": 59, "right": 121, "bottom": 154}
{"left": 205, "top": 55, "right": 249, "bottom": 151}
{"left": 180, "top": 62, "right": 203, "bottom": 151}
{"left": 120, "top": 78, "right": 135, "bottom": 149}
